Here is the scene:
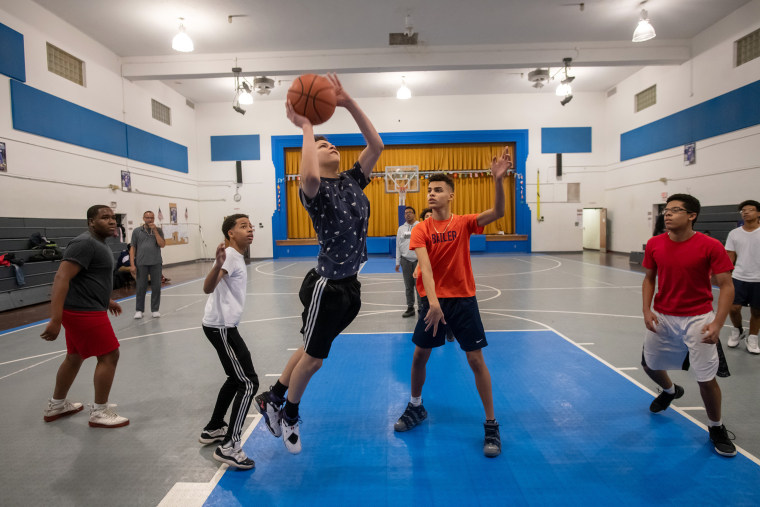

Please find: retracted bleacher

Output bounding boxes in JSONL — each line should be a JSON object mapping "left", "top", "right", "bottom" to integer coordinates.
{"left": 0, "top": 218, "right": 126, "bottom": 312}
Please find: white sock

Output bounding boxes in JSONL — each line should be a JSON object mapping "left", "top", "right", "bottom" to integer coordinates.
{"left": 410, "top": 396, "right": 422, "bottom": 407}
{"left": 94, "top": 403, "right": 107, "bottom": 410}
{"left": 663, "top": 385, "right": 675, "bottom": 394}
{"left": 51, "top": 398, "right": 65, "bottom": 405}
{"left": 708, "top": 419, "right": 722, "bottom": 427}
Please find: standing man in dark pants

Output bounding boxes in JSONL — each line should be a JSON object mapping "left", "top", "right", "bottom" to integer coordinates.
{"left": 396, "top": 206, "right": 420, "bottom": 318}
{"left": 130, "top": 211, "right": 166, "bottom": 319}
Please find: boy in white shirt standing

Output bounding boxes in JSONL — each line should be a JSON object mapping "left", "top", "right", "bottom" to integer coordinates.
{"left": 199, "top": 214, "right": 258, "bottom": 469}
{"left": 726, "top": 199, "right": 760, "bottom": 354}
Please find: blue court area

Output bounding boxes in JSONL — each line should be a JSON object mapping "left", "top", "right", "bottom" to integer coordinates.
{"left": 360, "top": 257, "right": 398, "bottom": 274}
{"left": 205, "top": 331, "right": 760, "bottom": 506}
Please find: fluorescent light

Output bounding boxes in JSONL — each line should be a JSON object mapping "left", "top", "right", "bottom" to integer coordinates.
{"left": 172, "top": 20, "right": 194, "bottom": 52}
{"left": 632, "top": 10, "right": 656, "bottom": 42}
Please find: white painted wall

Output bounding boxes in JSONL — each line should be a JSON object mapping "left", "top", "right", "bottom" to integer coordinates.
{"left": 2, "top": 0, "right": 759, "bottom": 261}
{"left": 601, "top": 0, "right": 760, "bottom": 253}
{"left": 0, "top": 1, "right": 201, "bottom": 265}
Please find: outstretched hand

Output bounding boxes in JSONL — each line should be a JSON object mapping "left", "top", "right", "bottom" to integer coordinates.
{"left": 327, "top": 73, "right": 352, "bottom": 107}
{"left": 285, "top": 101, "right": 311, "bottom": 129}
{"left": 215, "top": 242, "right": 227, "bottom": 266}
{"left": 490, "top": 146, "right": 514, "bottom": 179}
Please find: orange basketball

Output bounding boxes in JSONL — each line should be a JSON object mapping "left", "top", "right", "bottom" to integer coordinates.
{"left": 287, "top": 74, "right": 337, "bottom": 125}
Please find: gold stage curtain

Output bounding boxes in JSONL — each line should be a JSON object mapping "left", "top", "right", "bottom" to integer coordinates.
{"left": 284, "top": 143, "right": 515, "bottom": 238}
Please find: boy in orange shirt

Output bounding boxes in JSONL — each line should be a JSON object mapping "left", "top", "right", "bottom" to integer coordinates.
{"left": 393, "top": 148, "right": 512, "bottom": 457}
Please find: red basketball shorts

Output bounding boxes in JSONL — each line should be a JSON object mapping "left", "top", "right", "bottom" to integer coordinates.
{"left": 61, "top": 310, "right": 120, "bottom": 359}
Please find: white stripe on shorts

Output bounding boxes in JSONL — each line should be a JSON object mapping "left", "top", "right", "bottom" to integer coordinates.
{"left": 303, "top": 276, "right": 328, "bottom": 352}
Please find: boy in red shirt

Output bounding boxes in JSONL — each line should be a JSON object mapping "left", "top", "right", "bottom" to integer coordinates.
{"left": 393, "top": 147, "right": 512, "bottom": 457}
{"left": 642, "top": 193, "right": 737, "bottom": 457}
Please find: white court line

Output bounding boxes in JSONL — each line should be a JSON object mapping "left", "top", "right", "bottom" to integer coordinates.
{"left": 0, "top": 352, "right": 65, "bottom": 381}
{"left": 617, "top": 367, "right": 638, "bottom": 371}
{"left": 679, "top": 407, "right": 706, "bottom": 411}
{"left": 286, "top": 348, "right": 299, "bottom": 351}
{"left": 576, "top": 343, "right": 595, "bottom": 346}
{"left": 270, "top": 262, "right": 296, "bottom": 273}
{"left": 264, "top": 374, "right": 281, "bottom": 377}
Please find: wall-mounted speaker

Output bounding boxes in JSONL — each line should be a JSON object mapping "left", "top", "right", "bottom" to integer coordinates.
{"left": 236, "top": 161, "right": 242, "bottom": 184}
{"left": 556, "top": 153, "right": 563, "bottom": 178}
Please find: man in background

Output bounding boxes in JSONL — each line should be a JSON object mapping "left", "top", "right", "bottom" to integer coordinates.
{"left": 130, "top": 211, "right": 166, "bottom": 319}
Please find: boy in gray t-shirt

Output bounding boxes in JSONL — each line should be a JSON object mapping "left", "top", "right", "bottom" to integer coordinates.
{"left": 41, "top": 205, "right": 129, "bottom": 428}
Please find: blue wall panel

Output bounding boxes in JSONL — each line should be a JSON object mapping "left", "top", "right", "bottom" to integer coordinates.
{"left": 621, "top": 80, "right": 760, "bottom": 161}
{"left": 127, "top": 126, "right": 188, "bottom": 173}
{"left": 10, "top": 81, "right": 189, "bottom": 173}
{"left": 0, "top": 22, "right": 25, "bottom": 82}
{"left": 210, "top": 135, "right": 260, "bottom": 161}
{"left": 11, "top": 81, "right": 127, "bottom": 157}
{"left": 541, "top": 127, "right": 592, "bottom": 153}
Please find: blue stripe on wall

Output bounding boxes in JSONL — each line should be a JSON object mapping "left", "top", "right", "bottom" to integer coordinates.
{"left": 621, "top": 80, "right": 760, "bottom": 161}
{"left": 10, "top": 81, "right": 189, "bottom": 173}
{"left": 0, "top": 22, "right": 25, "bottom": 82}
{"left": 127, "top": 126, "right": 188, "bottom": 173}
{"left": 210, "top": 135, "right": 260, "bottom": 161}
{"left": 541, "top": 127, "right": 592, "bottom": 153}
{"left": 11, "top": 80, "right": 127, "bottom": 157}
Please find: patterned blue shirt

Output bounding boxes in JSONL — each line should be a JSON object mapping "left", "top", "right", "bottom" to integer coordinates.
{"left": 299, "top": 162, "right": 371, "bottom": 279}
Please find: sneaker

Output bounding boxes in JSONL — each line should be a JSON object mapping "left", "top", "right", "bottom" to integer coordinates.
{"left": 402, "top": 307, "right": 415, "bottom": 318}
{"left": 446, "top": 329, "right": 455, "bottom": 342}
{"left": 483, "top": 420, "right": 501, "bottom": 457}
{"left": 88, "top": 404, "right": 130, "bottom": 428}
{"left": 727, "top": 328, "right": 745, "bottom": 348}
{"left": 649, "top": 384, "right": 684, "bottom": 413}
{"left": 394, "top": 402, "right": 427, "bottom": 432}
{"left": 746, "top": 335, "right": 760, "bottom": 354}
{"left": 281, "top": 415, "right": 302, "bottom": 454}
{"left": 213, "top": 442, "right": 255, "bottom": 469}
{"left": 708, "top": 424, "right": 737, "bottom": 457}
{"left": 255, "top": 390, "right": 284, "bottom": 437}
{"left": 43, "top": 399, "right": 83, "bottom": 422}
{"left": 152, "top": 311, "right": 161, "bottom": 318}
{"left": 199, "top": 424, "right": 228, "bottom": 444}
{"left": 134, "top": 311, "right": 143, "bottom": 319}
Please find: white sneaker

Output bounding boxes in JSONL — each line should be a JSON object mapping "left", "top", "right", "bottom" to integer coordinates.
{"left": 89, "top": 404, "right": 130, "bottom": 428}
{"left": 747, "top": 335, "right": 760, "bottom": 354}
{"left": 281, "top": 415, "right": 302, "bottom": 454}
{"left": 213, "top": 442, "right": 255, "bottom": 469}
{"left": 134, "top": 311, "right": 143, "bottom": 319}
{"left": 727, "top": 328, "right": 744, "bottom": 348}
{"left": 152, "top": 311, "right": 161, "bottom": 318}
{"left": 43, "top": 399, "right": 83, "bottom": 422}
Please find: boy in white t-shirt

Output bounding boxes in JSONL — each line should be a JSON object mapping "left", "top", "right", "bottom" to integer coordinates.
{"left": 726, "top": 199, "right": 760, "bottom": 354}
{"left": 198, "top": 214, "right": 258, "bottom": 469}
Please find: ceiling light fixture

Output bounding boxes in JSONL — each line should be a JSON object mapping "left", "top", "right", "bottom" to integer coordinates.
{"left": 632, "top": 9, "right": 656, "bottom": 42}
{"left": 397, "top": 76, "right": 412, "bottom": 100}
{"left": 554, "top": 57, "right": 574, "bottom": 105}
{"left": 172, "top": 18, "right": 194, "bottom": 52}
{"left": 232, "top": 66, "right": 254, "bottom": 114}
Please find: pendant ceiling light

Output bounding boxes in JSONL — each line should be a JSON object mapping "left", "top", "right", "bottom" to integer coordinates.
{"left": 172, "top": 18, "right": 194, "bottom": 52}
{"left": 632, "top": 9, "right": 656, "bottom": 42}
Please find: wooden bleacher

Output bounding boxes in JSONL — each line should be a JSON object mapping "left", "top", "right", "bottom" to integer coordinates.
{"left": 0, "top": 218, "right": 127, "bottom": 312}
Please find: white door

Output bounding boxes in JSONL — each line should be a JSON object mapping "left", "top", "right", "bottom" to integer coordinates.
{"left": 582, "top": 208, "right": 601, "bottom": 250}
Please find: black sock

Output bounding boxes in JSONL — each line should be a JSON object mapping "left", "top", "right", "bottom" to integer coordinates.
{"left": 284, "top": 400, "right": 299, "bottom": 420}
{"left": 272, "top": 381, "right": 287, "bottom": 399}
{"left": 737, "top": 326, "right": 744, "bottom": 334}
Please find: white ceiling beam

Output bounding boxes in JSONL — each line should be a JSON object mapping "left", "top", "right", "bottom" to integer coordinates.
{"left": 121, "top": 41, "right": 691, "bottom": 80}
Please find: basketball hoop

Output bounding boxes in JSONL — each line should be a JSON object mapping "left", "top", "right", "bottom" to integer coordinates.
{"left": 397, "top": 183, "right": 408, "bottom": 205}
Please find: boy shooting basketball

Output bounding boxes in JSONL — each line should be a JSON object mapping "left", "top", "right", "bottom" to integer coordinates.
{"left": 393, "top": 148, "right": 512, "bottom": 457}
{"left": 256, "top": 74, "right": 383, "bottom": 454}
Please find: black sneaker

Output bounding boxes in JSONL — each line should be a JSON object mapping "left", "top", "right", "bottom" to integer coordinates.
{"left": 394, "top": 402, "right": 427, "bottom": 432}
{"left": 402, "top": 307, "right": 415, "bottom": 318}
{"left": 649, "top": 384, "right": 684, "bottom": 413}
{"left": 255, "top": 390, "right": 284, "bottom": 437}
{"left": 709, "top": 425, "right": 737, "bottom": 457}
{"left": 213, "top": 442, "right": 255, "bottom": 469}
{"left": 483, "top": 420, "right": 501, "bottom": 457}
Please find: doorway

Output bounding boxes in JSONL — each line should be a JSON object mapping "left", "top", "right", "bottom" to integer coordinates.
{"left": 582, "top": 208, "right": 607, "bottom": 252}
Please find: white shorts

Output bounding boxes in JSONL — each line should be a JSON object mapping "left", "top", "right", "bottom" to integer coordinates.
{"left": 642, "top": 311, "right": 719, "bottom": 382}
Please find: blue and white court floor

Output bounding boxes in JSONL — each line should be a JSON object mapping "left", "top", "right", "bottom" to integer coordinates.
{"left": 202, "top": 330, "right": 760, "bottom": 507}
{"left": 3, "top": 253, "right": 760, "bottom": 506}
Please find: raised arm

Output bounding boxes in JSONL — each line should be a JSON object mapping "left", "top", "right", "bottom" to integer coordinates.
{"left": 40, "top": 261, "right": 82, "bottom": 341}
{"left": 477, "top": 147, "right": 513, "bottom": 227}
{"left": 328, "top": 73, "right": 384, "bottom": 179}
{"left": 203, "top": 243, "right": 228, "bottom": 294}
{"left": 286, "top": 101, "right": 321, "bottom": 199}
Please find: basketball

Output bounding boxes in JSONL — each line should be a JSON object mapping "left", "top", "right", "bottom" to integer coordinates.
{"left": 287, "top": 74, "right": 337, "bottom": 125}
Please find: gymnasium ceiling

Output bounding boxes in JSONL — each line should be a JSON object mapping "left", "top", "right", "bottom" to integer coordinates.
{"left": 28, "top": 0, "right": 754, "bottom": 103}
